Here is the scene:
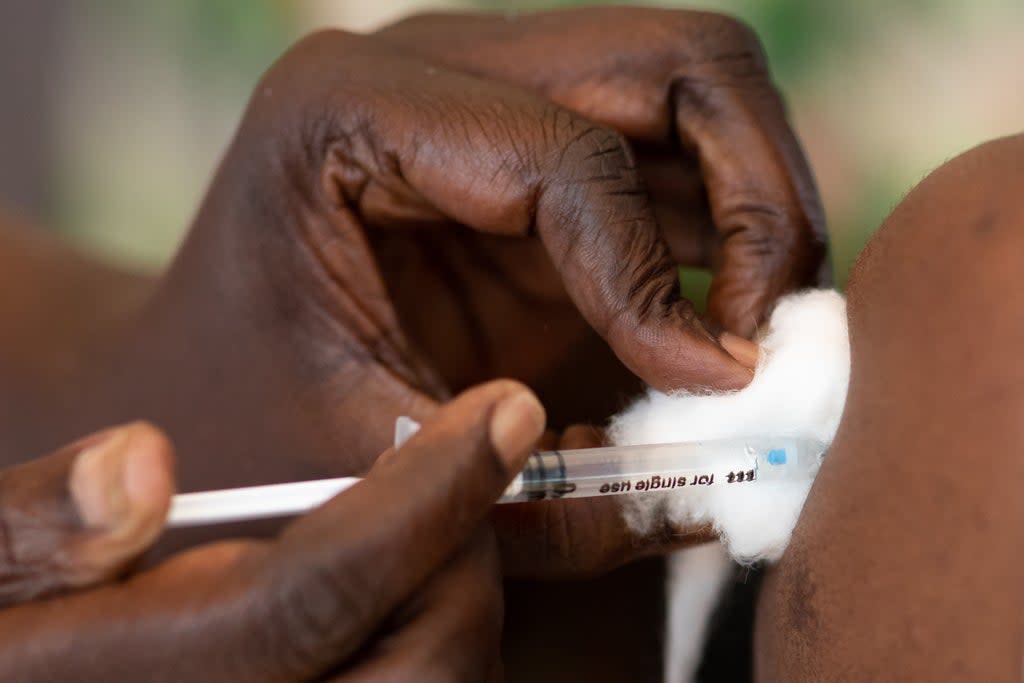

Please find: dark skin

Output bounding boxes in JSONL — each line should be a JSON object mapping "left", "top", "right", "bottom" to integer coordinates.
{"left": 5, "top": 134, "right": 1021, "bottom": 681}
{"left": 0, "top": 424, "right": 172, "bottom": 608}
{"left": 0, "top": 6, "right": 821, "bottom": 575}
{"left": 0, "top": 381, "right": 543, "bottom": 681}
{"left": 757, "top": 134, "right": 1024, "bottom": 680}
{"left": 0, "top": 7, "right": 823, "bottom": 679}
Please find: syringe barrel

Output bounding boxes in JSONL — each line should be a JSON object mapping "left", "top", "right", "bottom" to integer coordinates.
{"left": 499, "top": 437, "right": 825, "bottom": 503}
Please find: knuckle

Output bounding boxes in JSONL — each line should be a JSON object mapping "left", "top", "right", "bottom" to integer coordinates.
{"left": 692, "top": 12, "right": 765, "bottom": 57}
{"left": 550, "top": 114, "right": 647, "bottom": 217}
{"left": 554, "top": 115, "right": 634, "bottom": 178}
{"left": 321, "top": 131, "right": 373, "bottom": 208}
{"left": 265, "top": 29, "right": 362, "bottom": 94}
{"left": 288, "top": 28, "right": 357, "bottom": 58}
{"left": 720, "top": 195, "right": 803, "bottom": 248}
{"left": 671, "top": 72, "right": 719, "bottom": 120}
{"left": 244, "top": 30, "right": 373, "bottom": 206}
{"left": 669, "top": 13, "right": 770, "bottom": 89}
{"left": 716, "top": 195, "right": 827, "bottom": 288}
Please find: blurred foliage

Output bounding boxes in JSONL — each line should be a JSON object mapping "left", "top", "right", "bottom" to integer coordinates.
{"left": 99, "top": 0, "right": 294, "bottom": 74}
{"left": 479, "top": 0, "right": 861, "bottom": 84}
{"left": 52, "top": 1, "right": 298, "bottom": 267}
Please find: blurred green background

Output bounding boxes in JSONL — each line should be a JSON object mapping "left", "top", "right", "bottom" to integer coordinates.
{"left": 2, "top": 0, "right": 1021, "bottom": 288}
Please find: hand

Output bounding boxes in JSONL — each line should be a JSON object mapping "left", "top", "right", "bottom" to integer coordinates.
{"left": 0, "top": 381, "right": 541, "bottom": 682}
{"left": 159, "top": 7, "right": 820, "bottom": 402}
{"left": 26, "top": 9, "right": 817, "bottom": 577}
{"left": 374, "top": 7, "right": 828, "bottom": 341}
{"left": 0, "top": 423, "right": 172, "bottom": 607}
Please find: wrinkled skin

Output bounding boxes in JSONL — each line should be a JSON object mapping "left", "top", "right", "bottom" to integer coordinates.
{"left": 1, "top": 6, "right": 823, "bottom": 574}
{"left": 0, "top": 8, "right": 826, "bottom": 680}
{"left": 6, "top": 136, "right": 1021, "bottom": 681}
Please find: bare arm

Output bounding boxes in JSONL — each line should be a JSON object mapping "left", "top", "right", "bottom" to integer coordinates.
{"left": 756, "top": 134, "right": 1024, "bottom": 680}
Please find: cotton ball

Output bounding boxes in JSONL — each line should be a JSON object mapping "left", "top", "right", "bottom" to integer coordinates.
{"left": 609, "top": 289, "right": 850, "bottom": 562}
{"left": 673, "top": 479, "right": 813, "bottom": 562}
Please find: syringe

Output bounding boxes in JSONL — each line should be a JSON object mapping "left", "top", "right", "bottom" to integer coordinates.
{"left": 168, "top": 435, "right": 826, "bottom": 528}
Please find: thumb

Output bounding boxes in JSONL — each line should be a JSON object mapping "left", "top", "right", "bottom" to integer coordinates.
{"left": 0, "top": 422, "right": 175, "bottom": 607}
{"left": 258, "top": 380, "right": 545, "bottom": 680}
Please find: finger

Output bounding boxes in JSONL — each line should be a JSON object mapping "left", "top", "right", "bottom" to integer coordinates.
{"left": 535, "top": 429, "right": 560, "bottom": 451}
{"left": 558, "top": 423, "right": 606, "bottom": 450}
{"left": 0, "top": 422, "right": 174, "bottom": 607}
{"left": 636, "top": 145, "right": 717, "bottom": 267}
{"left": 672, "top": 45, "right": 826, "bottom": 336}
{"left": 719, "top": 332, "right": 760, "bottom": 371}
{"left": 376, "top": 10, "right": 828, "bottom": 335}
{"left": 255, "top": 379, "right": 543, "bottom": 679}
{"left": 303, "top": 38, "right": 751, "bottom": 390}
{"left": 336, "top": 531, "right": 503, "bottom": 683}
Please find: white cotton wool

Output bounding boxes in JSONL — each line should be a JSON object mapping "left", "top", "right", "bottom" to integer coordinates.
{"left": 610, "top": 290, "right": 850, "bottom": 683}
{"left": 609, "top": 289, "right": 850, "bottom": 563}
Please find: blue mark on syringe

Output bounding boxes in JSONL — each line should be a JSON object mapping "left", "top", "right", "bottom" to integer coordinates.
{"left": 766, "top": 449, "right": 787, "bottom": 466}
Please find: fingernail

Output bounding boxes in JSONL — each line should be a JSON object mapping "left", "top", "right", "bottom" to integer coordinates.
{"left": 70, "top": 428, "right": 133, "bottom": 530}
{"left": 720, "top": 332, "right": 761, "bottom": 371}
{"left": 489, "top": 389, "right": 546, "bottom": 471}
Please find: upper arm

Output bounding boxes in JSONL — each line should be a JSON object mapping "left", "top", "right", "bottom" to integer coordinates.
{"left": 755, "top": 134, "right": 1024, "bottom": 681}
